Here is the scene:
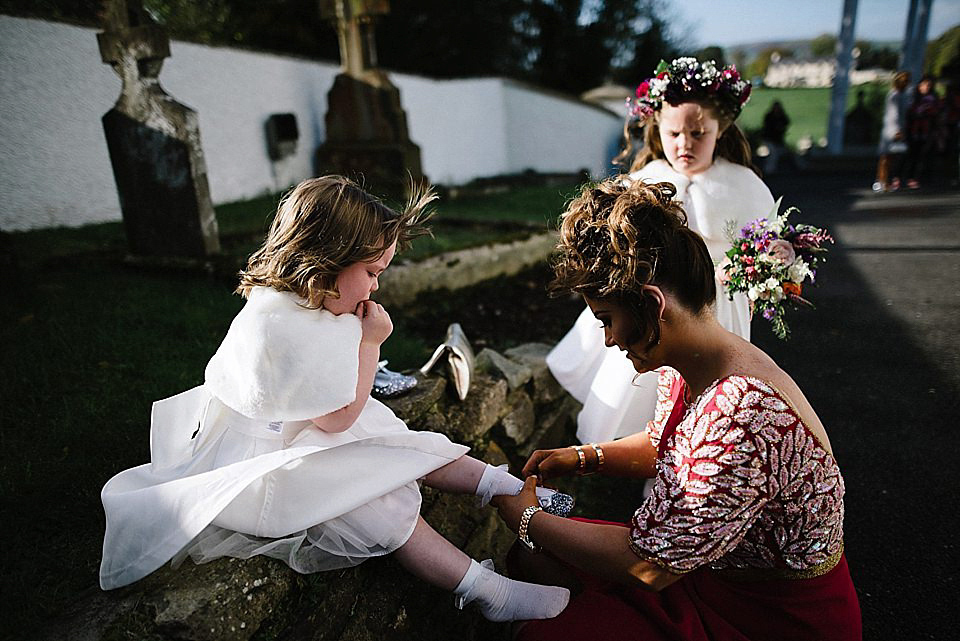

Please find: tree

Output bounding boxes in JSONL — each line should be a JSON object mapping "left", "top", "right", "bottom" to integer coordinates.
{"left": 695, "top": 46, "right": 726, "bottom": 66}
{"left": 0, "top": 0, "right": 102, "bottom": 24}
{"left": 810, "top": 33, "right": 837, "bottom": 58}
{"left": 376, "top": 0, "right": 525, "bottom": 79}
{"left": 506, "top": 0, "right": 679, "bottom": 94}
{"left": 855, "top": 41, "right": 898, "bottom": 70}
{"left": 747, "top": 47, "right": 794, "bottom": 81}
{"left": 142, "top": 0, "right": 340, "bottom": 60}
{"left": 926, "top": 24, "right": 960, "bottom": 79}
{"left": 612, "top": 10, "right": 678, "bottom": 86}
{"left": 730, "top": 48, "right": 748, "bottom": 73}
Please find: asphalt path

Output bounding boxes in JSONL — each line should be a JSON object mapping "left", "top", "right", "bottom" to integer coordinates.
{"left": 758, "top": 162, "right": 959, "bottom": 640}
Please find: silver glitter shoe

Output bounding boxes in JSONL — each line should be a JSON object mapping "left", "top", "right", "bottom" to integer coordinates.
{"left": 372, "top": 361, "right": 418, "bottom": 399}
{"left": 539, "top": 491, "right": 575, "bottom": 517}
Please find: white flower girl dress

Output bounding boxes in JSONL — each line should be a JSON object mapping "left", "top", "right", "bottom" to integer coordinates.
{"left": 100, "top": 287, "right": 468, "bottom": 589}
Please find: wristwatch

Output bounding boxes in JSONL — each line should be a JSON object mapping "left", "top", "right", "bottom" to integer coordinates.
{"left": 518, "top": 505, "right": 543, "bottom": 552}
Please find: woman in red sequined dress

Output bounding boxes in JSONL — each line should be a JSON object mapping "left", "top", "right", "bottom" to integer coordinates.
{"left": 491, "top": 179, "right": 861, "bottom": 640}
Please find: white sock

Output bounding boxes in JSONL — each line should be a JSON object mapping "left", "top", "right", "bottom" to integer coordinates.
{"left": 475, "top": 464, "right": 561, "bottom": 507}
{"left": 454, "top": 559, "right": 570, "bottom": 622}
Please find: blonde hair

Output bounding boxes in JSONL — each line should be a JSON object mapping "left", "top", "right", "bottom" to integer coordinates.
{"left": 614, "top": 98, "right": 757, "bottom": 175}
{"left": 237, "top": 175, "right": 435, "bottom": 308}
{"left": 551, "top": 179, "right": 715, "bottom": 348}
{"left": 893, "top": 71, "right": 910, "bottom": 91}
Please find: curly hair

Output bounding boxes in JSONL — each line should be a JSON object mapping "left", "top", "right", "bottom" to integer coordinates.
{"left": 550, "top": 179, "right": 716, "bottom": 347}
{"left": 237, "top": 175, "right": 434, "bottom": 308}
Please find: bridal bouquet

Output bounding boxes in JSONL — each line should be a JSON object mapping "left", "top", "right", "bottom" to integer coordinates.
{"left": 719, "top": 201, "right": 833, "bottom": 340}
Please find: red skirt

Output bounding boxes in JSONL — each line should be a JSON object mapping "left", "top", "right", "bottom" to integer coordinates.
{"left": 516, "top": 523, "right": 861, "bottom": 641}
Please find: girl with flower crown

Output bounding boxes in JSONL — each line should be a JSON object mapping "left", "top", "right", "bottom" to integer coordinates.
{"left": 547, "top": 57, "right": 775, "bottom": 445}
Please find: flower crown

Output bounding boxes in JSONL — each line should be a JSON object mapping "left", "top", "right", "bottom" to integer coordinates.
{"left": 627, "top": 57, "right": 752, "bottom": 121}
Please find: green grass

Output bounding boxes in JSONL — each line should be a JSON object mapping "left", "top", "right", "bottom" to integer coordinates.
{"left": 434, "top": 183, "right": 581, "bottom": 227}
{"left": 0, "top": 181, "right": 578, "bottom": 638}
{"left": 738, "top": 84, "right": 887, "bottom": 149}
{"left": 208, "top": 182, "right": 580, "bottom": 263}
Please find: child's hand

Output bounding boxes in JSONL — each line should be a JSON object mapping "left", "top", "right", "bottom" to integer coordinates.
{"left": 357, "top": 299, "right": 393, "bottom": 345}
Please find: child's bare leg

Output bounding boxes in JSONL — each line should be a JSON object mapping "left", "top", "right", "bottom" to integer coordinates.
{"left": 394, "top": 515, "right": 471, "bottom": 590}
{"left": 422, "top": 455, "right": 487, "bottom": 494}
{"left": 394, "top": 516, "right": 569, "bottom": 622}
{"left": 424, "top": 455, "right": 573, "bottom": 515}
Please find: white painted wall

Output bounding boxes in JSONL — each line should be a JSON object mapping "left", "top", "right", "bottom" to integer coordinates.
{"left": 1, "top": 18, "right": 120, "bottom": 230}
{"left": 0, "top": 16, "right": 622, "bottom": 231}
{"left": 503, "top": 81, "right": 622, "bottom": 175}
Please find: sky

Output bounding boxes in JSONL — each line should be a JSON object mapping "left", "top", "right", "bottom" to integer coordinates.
{"left": 669, "top": 0, "right": 960, "bottom": 47}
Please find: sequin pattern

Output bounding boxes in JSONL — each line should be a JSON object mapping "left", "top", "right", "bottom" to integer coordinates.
{"left": 631, "top": 371, "right": 845, "bottom": 574}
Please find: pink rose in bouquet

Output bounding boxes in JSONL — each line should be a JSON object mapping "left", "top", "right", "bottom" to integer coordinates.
{"left": 715, "top": 257, "right": 732, "bottom": 285}
{"left": 767, "top": 239, "right": 796, "bottom": 265}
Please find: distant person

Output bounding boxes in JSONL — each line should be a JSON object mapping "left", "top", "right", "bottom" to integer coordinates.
{"left": 550, "top": 57, "right": 775, "bottom": 446}
{"left": 844, "top": 89, "right": 876, "bottom": 146}
{"left": 98, "top": 175, "right": 573, "bottom": 622}
{"left": 898, "top": 74, "right": 941, "bottom": 189}
{"left": 760, "top": 99, "right": 791, "bottom": 174}
{"left": 493, "top": 179, "right": 862, "bottom": 641}
{"left": 875, "top": 71, "right": 911, "bottom": 192}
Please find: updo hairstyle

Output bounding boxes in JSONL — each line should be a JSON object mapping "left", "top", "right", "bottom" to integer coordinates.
{"left": 550, "top": 179, "right": 715, "bottom": 347}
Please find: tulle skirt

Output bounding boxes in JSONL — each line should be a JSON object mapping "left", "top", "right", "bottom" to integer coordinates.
{"left": 177, "top": 481, "right": 423, "bottom": 574}
{"left": 100, "top": 393, "right": 469, "bottom": 589}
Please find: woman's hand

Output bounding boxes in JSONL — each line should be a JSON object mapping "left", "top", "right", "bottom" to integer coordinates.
{"left": 522, "top": 447, "right": 581, "bottom": 481}
{"left": 491, "top": 475, "right": 540, "bottom": 534}
{"left": 357, "top": 300, "right": 392, "bottom": 346}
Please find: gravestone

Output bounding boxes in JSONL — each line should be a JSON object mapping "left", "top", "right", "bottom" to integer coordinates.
{"left": 316, "top": 0, "right": 424, "bottom": 196}
{"left": 98, "top": 0, "right": 220, "bottom": 258}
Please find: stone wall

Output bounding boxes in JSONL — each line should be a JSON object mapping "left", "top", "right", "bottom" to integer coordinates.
{"left": 376, "top": 232, "right": 558, "bottom": 307}
{"left": 44, "top": 343, "right": 579, "bottom": 641}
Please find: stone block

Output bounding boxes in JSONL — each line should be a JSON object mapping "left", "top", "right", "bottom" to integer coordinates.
{"left": 499, "top": 390, "right": 536, "bottom": 446}
{"left": 42, "top": 556, "right": 296, "bottom": 641}
{"left": 504, "top": 342, "right": 566, "bottom": 404}
{"left": 382, "top": 374, "right": 445, "bottom": 425}
{"left": 476, "top": 348, "right": 532, "bottom": 391}
{"left": 503, "top": 342, "right": 552, "bottom": 369}
{"left": 421, "top": 374, "right": 507, "bottom": 446}
{"left": 518, "top": 395, "right": 580, "bottom": 459}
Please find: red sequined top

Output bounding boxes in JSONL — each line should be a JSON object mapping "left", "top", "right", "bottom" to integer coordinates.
{"left": 629, "top": 369, "right": 845, "bottom": 576}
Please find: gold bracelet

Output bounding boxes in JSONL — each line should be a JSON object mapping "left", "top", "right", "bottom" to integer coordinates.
{"left": 518, "top": 505, "right": 542, "bottom": 552}
{"left": 572, "top": 445, "right": 586, "bottom": 473}
{"left": 590, "top": 443, "right": 605, "bottom": 469}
